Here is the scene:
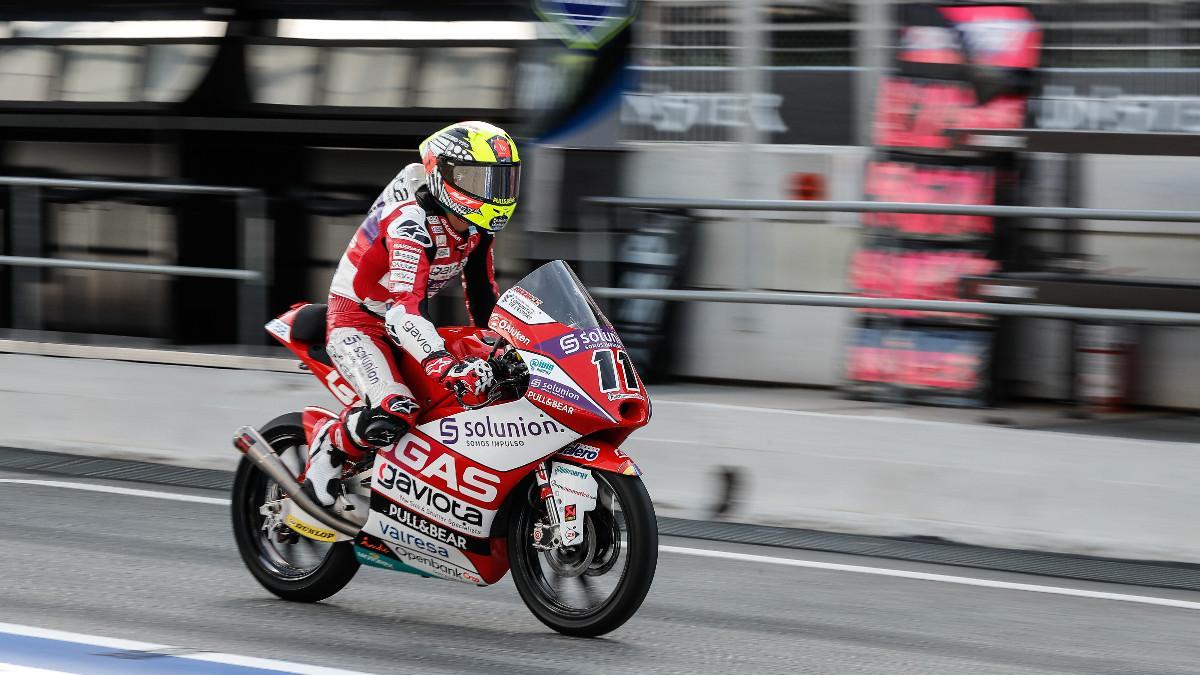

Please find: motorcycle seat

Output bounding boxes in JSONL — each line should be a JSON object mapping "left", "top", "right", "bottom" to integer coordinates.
{"left": 292, "top": 303, "right": 328, "bottom": 343}
{"left": 291, "top": 303, "right": 332, "bottom": 366}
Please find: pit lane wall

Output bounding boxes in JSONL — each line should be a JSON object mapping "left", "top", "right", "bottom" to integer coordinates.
{"left": 3, "top": 350, "right": 1197, "bottom": 564}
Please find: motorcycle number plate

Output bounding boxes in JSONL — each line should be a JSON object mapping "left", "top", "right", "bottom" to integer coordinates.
{"left": 548, "top": 462, "right": 598, "bottom": 546}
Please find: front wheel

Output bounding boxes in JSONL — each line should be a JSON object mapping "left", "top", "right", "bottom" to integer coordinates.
{"left": 507, "top": 471, "right": 658, "bottom": 637}
{"left": 231, "top": 412, "right": 360, "bottom": 602}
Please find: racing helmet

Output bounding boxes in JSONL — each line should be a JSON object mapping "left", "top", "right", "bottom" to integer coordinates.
{"left": 419, "top": 121, "right": 520, "bottom": 232}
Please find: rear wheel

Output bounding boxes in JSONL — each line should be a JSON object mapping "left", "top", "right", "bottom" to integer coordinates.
{"left": 507, "top": 470, "right": 658, "bottom": 637}
{"left": 231, "top": 412, "right": 359, "bottom": 602}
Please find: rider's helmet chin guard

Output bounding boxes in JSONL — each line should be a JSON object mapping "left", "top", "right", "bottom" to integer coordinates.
{"left": 419, "top": 121, "right": 520, "bottom": 232}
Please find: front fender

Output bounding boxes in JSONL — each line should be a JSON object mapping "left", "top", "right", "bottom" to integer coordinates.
{"left": 485, "top": 437, "right": 640, "bottom": 542}
{"left": 553, "top": 438, "right": 641, "bottom": 477}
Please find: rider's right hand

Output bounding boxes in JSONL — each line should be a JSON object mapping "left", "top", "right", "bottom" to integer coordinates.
{"left": 423, "top": 350, "right": 494, "bottom": 406}
{"left": 421, "top": 350, "right": 457, "bottom": 381}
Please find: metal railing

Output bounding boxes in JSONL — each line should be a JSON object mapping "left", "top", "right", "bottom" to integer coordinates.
{"left": 1, "top": 176, "right": 271, "bottom": 345}
{"left": 587, "top": 197, "right": 1200, "bottom": 223}
{"left": 585, "top": 196, "right": 1200, "bottom": 326}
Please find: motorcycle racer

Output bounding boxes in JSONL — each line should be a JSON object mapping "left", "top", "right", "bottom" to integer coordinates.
{"left": 303, "top": 121, "right": 521, "bottom": 507}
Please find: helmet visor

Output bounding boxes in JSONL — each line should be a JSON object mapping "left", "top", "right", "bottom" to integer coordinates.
{"left": 442, "top": 158, "right": 520, "bottom": 204}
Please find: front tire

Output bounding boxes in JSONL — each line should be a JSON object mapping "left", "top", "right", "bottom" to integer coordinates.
{"left": 231, "top": 412, "right": 360, "bottom": 602}
{"left": 507, "top": 471, "right": 658, "bottom": 637}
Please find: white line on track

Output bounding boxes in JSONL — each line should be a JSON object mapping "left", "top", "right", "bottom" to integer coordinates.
{"left": 660, "top": 545, "right": 1200, "bottom": 611}
{"left": 0, "top": 621, "right": 371, "bottom": 675}
{"left": 5, "top": 478, "right": 1200, "bottom": 612}
{"left": 0, "top": 479, "right": 230, "bottom": 505}
{"left": 0, "top": 665, "right": 73, "bottom": 674}
{"left": 651, "top": 397, "right": 976, "bottom": 430}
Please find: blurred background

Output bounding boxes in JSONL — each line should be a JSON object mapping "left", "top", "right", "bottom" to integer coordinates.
{"left": 2, "top": 3, "right": 1200, "bottom": 670}
{"left": 2, "top": 0, "right": 1198, "bottom": 415}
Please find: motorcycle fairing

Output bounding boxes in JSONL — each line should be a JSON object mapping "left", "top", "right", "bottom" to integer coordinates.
{"left": 301, "top": 406, "right": 338, "bottom": 452}
{"left": 485, "top": 265, "right": 651, "bottom": 436}
{"left": 371, "top": 436, "right": 503, "bottom": 541}
{"left": 360, "top": 509, "right": 486, "bottom": 584}
{"left": 517, "top": 349, "right": 614, "bottom": 422}
{"left": 493, "top": 306, "right": 647, "bottom": 438}
{"left": 554, "top": 439, "right": 642, "bottom": 477}
{"left": 354, "top": 531, "right": 479, "bottom": 581}
{"left": 417, "top": 397, "right": 584, "bottom": 472}
{"left": 268, "top": 304, "right": 361, "bottom": 408}
{"left": 351, "top": 264, "right": 651, "bottom": 584}
{"left": 369, "top": 490, "right": 492, "bottom": 555}
{"left": 361, "top": 420, "right": 583, "bottom": 585}
{"left": 496, "top": 288, "right": 558, "bottom": 325}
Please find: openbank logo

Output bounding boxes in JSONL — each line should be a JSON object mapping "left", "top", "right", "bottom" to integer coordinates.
{"left": 534, "top": 0, "right": 636, "bottom": 50}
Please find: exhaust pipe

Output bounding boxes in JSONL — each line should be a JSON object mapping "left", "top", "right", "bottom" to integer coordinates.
{"left": 233, "top": 426, "right": 361, "bottom": 538}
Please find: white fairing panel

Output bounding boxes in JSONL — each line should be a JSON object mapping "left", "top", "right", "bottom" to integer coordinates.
{"left": 265, "top": 318, "right": 291, "bottom": 342}
{"left": 372, "top": 451, "right": 498, "bottom": 539}
{"left": 363, "top": 510, "right": 484, "bottom": 584}
{"left": 496, "top": 288, "right": 557, "bottom": 325}
{"left": 417, "top": 398, "right": 582, "bottom": 472}
{"left": 549, "top": 461, "right": 599, "bottom": 546}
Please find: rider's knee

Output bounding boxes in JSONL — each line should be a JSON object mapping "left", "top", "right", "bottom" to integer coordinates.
{"left": 350, "top": 394, "right": 419, "bottom": 449}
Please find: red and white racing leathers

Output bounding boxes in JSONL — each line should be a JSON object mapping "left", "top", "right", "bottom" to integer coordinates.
{"left": 323, "top": 163, "right": 498, "bottom": 458}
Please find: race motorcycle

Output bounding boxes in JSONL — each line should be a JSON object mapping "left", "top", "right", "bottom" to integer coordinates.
{"left": 230, "top": 260, "right": 657, "bottom": 637}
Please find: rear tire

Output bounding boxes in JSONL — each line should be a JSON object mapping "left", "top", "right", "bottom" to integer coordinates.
{"left": 507, "top": 471, "right": 658, "bottom": 637}
{"left": 231, "top": 412, "right": 360, "bottom": 603}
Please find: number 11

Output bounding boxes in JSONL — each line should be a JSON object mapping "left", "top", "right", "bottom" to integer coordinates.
{"left": 592, "top": 349, "right": 639, "bottom": 393}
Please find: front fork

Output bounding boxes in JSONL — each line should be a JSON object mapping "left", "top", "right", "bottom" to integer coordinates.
{"left": 531, "top": 461, "right": 564, "bottom": 551}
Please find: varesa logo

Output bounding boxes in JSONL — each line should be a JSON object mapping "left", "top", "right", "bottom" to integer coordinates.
{"left": 535, "top": 0, "right": 636, "bottom": 50}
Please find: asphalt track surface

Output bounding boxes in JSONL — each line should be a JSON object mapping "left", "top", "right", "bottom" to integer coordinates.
{"left": 2, "top": 470, "right": 1200, "bottom": 674}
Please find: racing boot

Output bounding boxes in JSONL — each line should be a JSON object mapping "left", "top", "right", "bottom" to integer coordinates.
{"left": 302, "top": 396, "right": 419, "bottom": 507}
{"left": 301, "top": 417, "right": 354, "bottom": 508}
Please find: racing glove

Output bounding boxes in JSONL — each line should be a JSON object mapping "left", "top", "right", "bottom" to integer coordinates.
{"left": 422, "top": 350, "right": 495, "bottom": 406}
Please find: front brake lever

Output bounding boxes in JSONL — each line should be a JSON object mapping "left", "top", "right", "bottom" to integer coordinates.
{"left": 487, "top": 336, "right": 509, "bottom": 361}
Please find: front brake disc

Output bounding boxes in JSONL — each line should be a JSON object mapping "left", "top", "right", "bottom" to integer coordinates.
{"left": 544, "top": 514, "right": 598, "bottom": 578}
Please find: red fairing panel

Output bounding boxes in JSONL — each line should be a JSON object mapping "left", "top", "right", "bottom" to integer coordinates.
{"left": 370, "top": 429, "right": 540, "bottom": 585}
{"left": 553, "top": 437, "right": 642, "bottom": 477}
{"left": 302, "top": 406, "right": 338, "bottom": 447}
{"left": 487, "top": 304, "right": 651, "bottom": 440}
{"left": 266, "top": 304, "right": 362, "bottom": 409}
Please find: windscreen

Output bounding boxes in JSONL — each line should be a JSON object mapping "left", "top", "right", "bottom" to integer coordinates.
{"left": 500, "top": 260, "right": 611, "bottom": 330}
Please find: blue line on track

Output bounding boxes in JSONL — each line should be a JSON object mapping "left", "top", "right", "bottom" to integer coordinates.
{"left": 0, "top": 631, "right": 287, "bottom": 675}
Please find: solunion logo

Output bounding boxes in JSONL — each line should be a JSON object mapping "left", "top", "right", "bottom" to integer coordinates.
{"left": 534, "top": 0, "right": 637, "bottom": 50}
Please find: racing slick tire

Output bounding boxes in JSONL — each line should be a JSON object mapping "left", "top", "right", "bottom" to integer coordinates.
{"left": 507, "top": 470, "right": 658, "bottom": 637}
{"left": 231, "top": 412, "right": 360, "bottom": 603}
